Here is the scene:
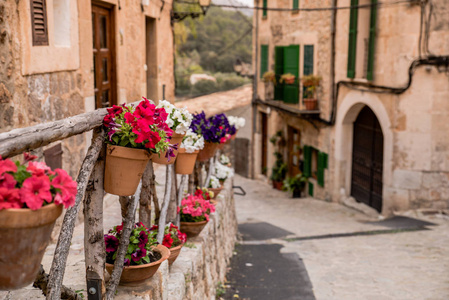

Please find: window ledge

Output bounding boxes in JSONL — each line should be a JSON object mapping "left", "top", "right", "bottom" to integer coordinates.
{"left": 260, "top": 99, "right": 320, "bottom": 115}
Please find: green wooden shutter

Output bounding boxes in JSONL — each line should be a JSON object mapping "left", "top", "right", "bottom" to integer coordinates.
{"left": 283, "top": 45, "right": 300, "bottom": 104}
{"left": 260, "top": 45, "right": 268, "bottom": 79}
{"left": 274, "top": 46, "right": 284, "bottom": 100}
{"left": 317, "top": 152, "right": 324, "bottom": 187}
{"left": 366, "top": 0, "right": 377, "bottom": 81}
{"left": 303, "top": 145, "right": 311, "bottom": 178}
{"left": 263, "top": 0, "right": 267, "bottom": 17}
{"left": 347, "top": 0, "right": 358, "bottom": 78}
{"left": 293, "top": 0, "right": 298, "bottom": 10}
{"left": 308, "top": 182, "right": 314, "bottom": 197}
{"left": 303, "top": 45, "right": 314, "bottom": 75}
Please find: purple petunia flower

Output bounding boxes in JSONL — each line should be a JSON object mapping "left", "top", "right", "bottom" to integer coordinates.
{"left": 131, "top": 248, "right": 147, "bottom": 262}
{"left": 104, "top": 235, "right": 119, "bottom": 253}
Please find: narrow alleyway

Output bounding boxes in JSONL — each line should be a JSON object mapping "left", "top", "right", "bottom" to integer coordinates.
{"left": 224, "top": 175, "right": 449, "bottom": 300}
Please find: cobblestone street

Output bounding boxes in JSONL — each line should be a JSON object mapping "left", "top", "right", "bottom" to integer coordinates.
{"left": 228, "top": 175, "right": 449, "bottom": 300}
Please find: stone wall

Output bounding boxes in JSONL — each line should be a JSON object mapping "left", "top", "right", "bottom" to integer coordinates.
{"left": 114, "top": 178, "right": 238, "bottom": 300}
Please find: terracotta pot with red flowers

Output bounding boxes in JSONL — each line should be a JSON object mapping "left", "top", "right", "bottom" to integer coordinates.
{"left": 179, "top": 193, "right": 216, "bottom": 238}
{"left": 150, "top": 223, "right": 187, "bottom": 265}
{"left": 0, "top": 153, "right": 77, "bottom": 290}
{"left": 103, "top": 99, "right": 176, "bottom": 196}
{"left": 104, "top": 222, "right": 170, "bottom": 284}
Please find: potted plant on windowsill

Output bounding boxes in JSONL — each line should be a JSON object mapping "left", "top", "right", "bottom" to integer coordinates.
{"left": 270, "top": 154, "right": 287, "bottom": 190}
{"left": 280, "top": 73, "right": 296, "bottom": 85}
{"left": 175, "top": 129, "right": 205, "bottom": 175}
{"left": 302, "top": 75, "right": 321, "bottom": 111}
{"left": 103, "top": 99, "right": 175, "bottom": 196}
{"left": 149, "top": 223, "right": 187, "bottom": 265}
{"left": 179, "top": 193, "right": 216, "bottom": 238}
{"left": 262, "top": 71, "right": 276, "bottom": 84}
{"left": 0, "top": 153, "right": 77, "bottom": 290}
{"left": 283, "top": 173, "right": 308, "bottom": 198}
{"left": 152, "top": 100, "right": 193, "bottom": 165}
{"left": 104, "top": 222, "right": 170, "bottom": 284}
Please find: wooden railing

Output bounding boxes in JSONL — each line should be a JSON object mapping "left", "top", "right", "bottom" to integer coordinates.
{"left": 0, "top": 102, "right": 203, "bottom": 300}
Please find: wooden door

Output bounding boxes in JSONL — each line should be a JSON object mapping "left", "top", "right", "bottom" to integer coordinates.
{"left": 288, "top": 126, "right": 301, "bottom": 176}
{"left": 92, "top": 4, "right": 116, "bottom": 108}
{"left": 351, "top": 106, "right": 383, "bottom": 212}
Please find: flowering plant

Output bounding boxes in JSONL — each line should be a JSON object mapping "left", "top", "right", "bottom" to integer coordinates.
{"left": 156, "top": 100, "right": 193, "bottom": 134}
{"left": 149, "top": 223, "right": 187, "bottom": 249}
{"left": 178, "top": 194, "right": 216, "bottom": 222}
{"left": 219, "top": 154, "right": 231, "bottom": 166}
{"left": 214, "top": 162, "right": 234, "bottom": 181}
{"left": 104, "top": 222, "right": 158, "bottom": 266}
{"left": 103, "top": 98, "right": 174, "bottom": 155}
{"left": 228, "top": 116, "right": 246, "bottom": 130}
{"left": 208, "top": 175, "right": 221, "bottom": 189}
{"left": 208, "top": 113, "right": 236, "bottom": 144}
{"left": 194, "top": 187, "right": 214, "bottom": 200}
{"left": 189, "top": 111, "right": 229, "bottom": 144}
{"left": 180, "top": 129, "right": 205, "bottom": 153}
{"left": 0, "top": 153, "right": 77, "bottom": 210}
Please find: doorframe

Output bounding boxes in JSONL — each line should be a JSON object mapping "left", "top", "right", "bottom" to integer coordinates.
{"left": 92, "top": 1, "right": 117, "bottom": 107}
{"left": 334, "top": 91, "right": 393, "bottom": 214}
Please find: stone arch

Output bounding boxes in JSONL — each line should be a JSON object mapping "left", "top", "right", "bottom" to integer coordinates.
{"left": 333, "top": 91, "right": 393, "bottom": 215}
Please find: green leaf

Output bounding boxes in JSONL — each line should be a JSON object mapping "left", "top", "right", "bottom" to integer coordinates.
{"left": 112, "top": 135, "right": 120, "bottom": 144}
{"left": 142, "top": 256, "right": 150, "bottom": 263}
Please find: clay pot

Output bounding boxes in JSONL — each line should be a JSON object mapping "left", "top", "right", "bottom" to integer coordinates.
{"left": 272, "top": 181, "right": 283, "bottom": 190}
{"left": 105, "top": 244, "right": 170, "bottom": 285}
{"left": 208, "top": 186, "right": 224, "bottom": 199}
{"left": 304, "top": 98, "right": 317, "bottom": 110}
{"left": 175, "top": 149, "right": 199, "bottom": 175}
{"left": 0, "top": 204, "right": 63, "bottom": 290}
{"left": 231, "top": 130, "right": 238, "bottom": 140}
{"left": 217, "top": 143, "right": 225, "bottom": 150}
{"left": 168, "top": 243, "right": 184, "bottom": 265}
{"left": 180, "top": 221, "right": 208, "bottom": 238}
{"left": 104, "top": 144, "right": 152, "bottom": 196}
{"left": 152, "top": 133, "right": 185, "bottom": 165}
{"left": 197, "top": 142, "right": 218, "bottom": 162}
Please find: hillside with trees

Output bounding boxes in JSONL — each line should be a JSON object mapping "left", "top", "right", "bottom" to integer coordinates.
{"left": 174, "top": 6, "right": 253, "bottom": 98}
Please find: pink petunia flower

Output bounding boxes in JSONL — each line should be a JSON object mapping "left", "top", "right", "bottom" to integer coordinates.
{"left": 27, "top": 161, "right": 52, "bottom": 177}
{"left": 20, "top": 175, "right": 52, "bottom": 210}
{"left": 0, "top": 159, "right": 17, "bottom": 175}
{"left": 52, "top": 169, "right": 77, "bottom": 209}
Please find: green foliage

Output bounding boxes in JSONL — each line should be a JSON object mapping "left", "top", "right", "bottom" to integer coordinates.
{"left": 270, "top": 152, "right": 287, "bottom": 182}
{"left": 283, "top": 174, "right": 308, "bottom": 193}
{"left": 191, "top": 80, "right": 218, "bottom": 96}
{"left": 216, "top": 282, "right": 226, "bottom": 297}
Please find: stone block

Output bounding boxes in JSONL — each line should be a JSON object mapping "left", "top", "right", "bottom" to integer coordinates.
{"left": 422, "top": 172, "right": 444, "bottom": 189}
{"left": 393, "top": 169, "right": 423, "bottom": 190}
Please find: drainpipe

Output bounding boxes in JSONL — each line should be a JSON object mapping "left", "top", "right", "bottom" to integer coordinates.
{"left": 251, "top": 0, "right": 259, "bottom": 179}
{"left": 325, "top": 0, "right": 337, "bottom": 126}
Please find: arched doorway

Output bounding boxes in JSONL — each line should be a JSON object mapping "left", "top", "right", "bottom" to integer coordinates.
{"left": 351, "top": 106, "right": 383, "bottom": 212}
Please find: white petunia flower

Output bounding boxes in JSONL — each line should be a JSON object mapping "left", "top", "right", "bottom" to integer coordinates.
{"left": 208, "top": 175, "right": 221, "bottom": 188}
{"left": 228, "top": 116, "right": 246, "bottom": 130}
{"left": 156, "top": 100, "right": 193, "bottom": 134}
{"left": 180, "top": 129, "right": 205, "bottom": 153}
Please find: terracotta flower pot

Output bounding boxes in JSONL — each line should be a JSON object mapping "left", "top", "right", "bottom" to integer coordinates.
{"left": 272, "top": 180, "right": 283, "bottom": 190}
{"left": 152, "top": 133, "right": 185, "bottom": 165}
{"left": 304, "top": 98, "right": 317, "bottom": 110}
{"left": 180, "top": 220, "right": 208, "bottom": 238}
{"left": 208, "top": 186, "right": 224, "bottom": 199}
{"left": 231, "top": 130, "right": 238, "bottom": 140}
{"left": 168, "top": 243, "right": 184, "bottom": 265}
{"left": 175, "top": 149, "right": 199, "bottom": 175}
{"left": 104, "top": 144, "right": 152, "bottom": 196}
{"left": 105, "top": 244, "right": 170, "bottom": 285}
{"left": 217, "top": 143, "right": 225, "bottom": 150}
{"left": 0, "top": 204, "right": 63, "bottom": 290}
{"left": 197, "top": 142, "right": 218, "bottom": 162}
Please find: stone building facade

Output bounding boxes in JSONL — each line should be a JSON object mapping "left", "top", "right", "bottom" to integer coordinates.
{"left": 253, "top": 0, "right": 449, "bottom": 214}
{"left": 0, "top": 0, "right": 175, "bottom": 176}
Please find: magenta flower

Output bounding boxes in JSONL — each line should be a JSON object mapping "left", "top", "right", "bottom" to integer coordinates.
{"left": 131, "top": 248, "right": 147, "bottom": 262}
{"left": 0, "top": 159, "right": 17, "bottom": 175}
{"left": 104, "top": 235, "right": 119, "bottom": 253}
{"left": 20, "top": 175, "right": 52, "bottom": 210}
{"left": 124, "top": 258, "right": 131, "bottom": 266}
{"left": 27, "top": 161, "right": 52, "bottom": 177}
{"left": 0, "top": 174, "right": 21, "bottom": 209}
{"left": 138, "top": 231, "right": 149, "bottom": 248}
{"left": 52, "top": 169, "right": 77, "bottom": 208}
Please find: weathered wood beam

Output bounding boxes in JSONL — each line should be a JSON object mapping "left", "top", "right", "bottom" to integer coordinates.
{"left": 33, "top": 265, "right": 82, "bottom": 300}
{"left": 105, "top": 196, "right": 138, "bottom": 300}
{"left": 83, "top": 144, "right": 106, "bottom": 299}
{"left": 46, "top": 128, "right": 106, "bottom": 300}
{"left": 139, "top": 163, "right": 153, "bottom": 228}
{"left": 157, "top": 165, "right": 173, "bottom": 243}
{"left": 175, "top": 175, "right": 187, "bottom": 227}
{"left": 167, "top": 166, "right": 178, "bottom": 223}
{"left": 149, "top": 161, "right": 161, "bottom": 224}
{"left": 0, "top": 108, "right": 107, "bottom": 158}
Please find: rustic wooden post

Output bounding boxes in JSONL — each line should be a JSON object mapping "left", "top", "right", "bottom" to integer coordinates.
{"left": 83, "top": 143, "right": 106, "bottom": 300}
{"left": 139, "top": 163, "right": 153, "bottom": 228}
{"left": 188, "top": 174, "right": 194, "bottom": 195}
{"left": 105, "top": 196, "right": 138, "bottom": 300}
{"left": 157, "top": 165, "right": 173, "bottom": 243}
{"left": 175, "top": 175, "right": 187, "bottom": 227}
{"left": 204, "top": 157, "right": 215, "bottom": 188}
{"left": 47, "top": 128, "right": 105, "bottom": 300}
{"left": 149, "top": 161, "right": 161, "bottom": 224}
{"left": 167, "top": 165, "right": 178, "bottom": 223}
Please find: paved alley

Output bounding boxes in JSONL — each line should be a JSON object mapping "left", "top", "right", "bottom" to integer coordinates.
{"left": 224, "top": 175, "right": 449, "bottom": 300}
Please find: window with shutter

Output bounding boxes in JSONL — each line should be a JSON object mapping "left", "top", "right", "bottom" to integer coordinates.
{"left": 293, "top": 0, "right": 299, "bottom": 10}
{"left": 308, "top": 182, "right": 314, "bottom": 197}
{"left": 30, "top": 0, "right": 49, "bottom": 46}
{"left": 317, "top": 151, "right": 328, "bottom": 187}
{"left": 274, "top": 46, "right": 284, "bottom": 100}
{"left": 263, "top": 0, "right": 267, "bottom": 17}
{"left": 366, "top": 0, "right": 377, "bottom": 81}
{"left": 283, "top": 45, "right": 300, "bottom": 104}
{"left": 260, "top": 45, "right": 269, "bottom": 79}
{"left": 303, "top": 45, "right": 314, "bottom": 76}
{"left": 347, "top": 0, "right": 358, "bottom": 78}
{"left": 303, "top": 145, "right": 311, "bottom": 178}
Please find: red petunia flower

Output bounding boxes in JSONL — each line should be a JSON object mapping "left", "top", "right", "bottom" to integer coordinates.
{"left": 162, "top": 234, "right": 173, "bottom": 248}
{"left": 0, "top": 159, "right": 17, "bottom": 175}
{"left": 20, "top": 175, "right": 52, "bottom": 210}
{"left": 52, "top": 169, "right": 77, "bottom": 209}
{"left": 107, "top": 105, "right": 123, "bottom": 116}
